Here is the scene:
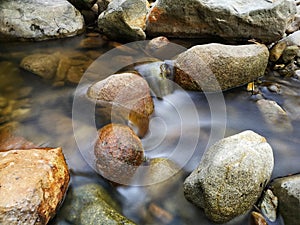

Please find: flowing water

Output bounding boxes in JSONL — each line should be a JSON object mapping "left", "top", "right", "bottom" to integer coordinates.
{"left": 0, "top": 35, "right": 299, "bottom": 225}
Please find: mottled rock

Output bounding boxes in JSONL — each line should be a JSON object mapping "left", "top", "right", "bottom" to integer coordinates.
{"left": 94, "top": 123, "right": 145, "bottom": 184}
{"left": 0, "top": 147, "right": 70, "bottom": 225}
{"left": 20, "top": 53, "right": 60, "bottom": 79}
{"left": 269, "top": 42, "right": 287, "bottom": 62}
{"left": 259, "top": 189, "right": 278, "bottom": 222}
{"left": 269, "top": 174, "right": 300, "bottom": 225}
{"left": 183, "top": 130, "right": 274, "bottom": 223}
{"left": 146, "top": 0, "right": 296, "bottom": 43}
{"left": 98, "top": 0, "right": 149, "bottom": 41}
{"left": 0, "top": 0, "right": 84, "bottom": 41}
{"left": 257, "top": 99, "right": 293, "bottom": 133}
{"left": 174, "top": 43, "right": 269, "bottom": 91}
{"left": 62, "top": 183, "right": 136, "bottom": 225}
{"left": 281, "top": 45, "right": 299, "bottom": 63}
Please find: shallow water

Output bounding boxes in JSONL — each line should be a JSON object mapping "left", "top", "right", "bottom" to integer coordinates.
{"left": 0, "top": 35, "right": 299, "bottom": 225}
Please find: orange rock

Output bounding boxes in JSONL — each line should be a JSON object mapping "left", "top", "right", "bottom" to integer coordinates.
{"left": 0, "top": 147, "right": 70, "bottom": 225}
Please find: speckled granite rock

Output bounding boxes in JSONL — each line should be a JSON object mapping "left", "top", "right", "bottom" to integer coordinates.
{"left": 0, "top": 147, "right": 70, "bottom": 225}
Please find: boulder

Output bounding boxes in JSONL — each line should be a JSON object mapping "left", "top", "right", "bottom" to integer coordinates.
{"left": 174, "top": 43, "right": 269, "bottom": 92}
{"left": 0, "top": 0, "right": 84, "bottom": 41}
{"left": 183, "top": 130, "right": 274, "bottom": 223}
{"left": 146, "top": 0, "right": 296, "bottom": 43}
{"left": 269, "top": 174, "right": 300, "bottom": 225}
{"left": 0, "top": 147, "right": 70, "bottom": 225}
{"left": 98, "top": 0, "right": 149, "bottom": 41}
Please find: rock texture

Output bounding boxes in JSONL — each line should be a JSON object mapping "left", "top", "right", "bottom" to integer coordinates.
{"left": 183, "top": 130, "right": 274, "bottom": 223}
{"left": 0, "top": 147, "right": 70, "bottom": 225}
{"left": 94, "top": 123, "right": 145, "bottom": 184}
{"left": 174, "top": 43, "right": 269, "bottom": 92}
{"left": 98, "top": 0, "right": 149, "bottom": 41}
{"left": 0, "top": 0, "right": 84, "bottom": 41}
{"left": 269, "top": 174, "right": 300, "bottom": 225}
{"left": 146, "top": 0, "right": 296, "bottom": 43}
{"left": 63, "top": 183, "right": 136, "bottom": 225}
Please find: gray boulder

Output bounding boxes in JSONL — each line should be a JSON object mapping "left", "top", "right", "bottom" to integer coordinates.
{"left": 146, "top": 0, "right": 296, "bottom": 43}
{"left": 98, "top": 0, "right": 149, "bottom": 41}
{"left": 270, "top": 174, "right": 300, "bottom": 225}
{"left": 174, "top": 43, "right": 269, "bottom": 92}
{"left": 183, "top": 130, "right": 274, "bottom": 223}
{"left": 0, "top": 0, "right": 84, "bottom": 41}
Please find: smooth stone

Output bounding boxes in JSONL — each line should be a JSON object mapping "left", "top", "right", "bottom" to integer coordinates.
{"left": 146, "top": 0, "right": 296, "bottom": 43}
{"left": 174, "top": 43, "right": 269, "bottom": 92}
{"left": 0, "top": 147, "right": 70, "bottom": 225}
{"left": 183, "top": 130, "right": 274, "bottom": 223}
{"left": 269, "top": 174, "right": 300, "bottom": 225}
{"left": 282, "top": 30, "right": 300, "bottom": 46}
{"left": 20, "top": 53, "right": 60, "bottom": 80}
{"left": 98, "top": 0, "right": 149, "bottom": 41}
{"left": 62, "top": 183, "right": 136, "bottom": 225}
{"left": 0, "top": 0, "right": 84, "bottom": 41}
{"left": 256, "top": 99, "right": 293, "bottom": 133}
{"left": 269, "top": 41, "right": 287, "bottom": 62}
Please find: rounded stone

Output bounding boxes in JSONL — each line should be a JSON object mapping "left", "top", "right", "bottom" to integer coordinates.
{"left": 94, "top": 123, "right": 145, "bottom": 184}
{"left": 183, "top": 130, "right": 274, "bottom": 223}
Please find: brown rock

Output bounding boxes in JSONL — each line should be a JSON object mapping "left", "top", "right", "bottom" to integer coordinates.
{"left": 0, "top": 147, "right": 70, "bottom": 225}
{"left": 94, "top": 123, "right": 145, "bottom": 184}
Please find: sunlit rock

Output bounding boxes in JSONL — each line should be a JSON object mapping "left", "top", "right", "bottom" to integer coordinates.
{"left": 0, "top": 147, "right": 70, "bottom": 225}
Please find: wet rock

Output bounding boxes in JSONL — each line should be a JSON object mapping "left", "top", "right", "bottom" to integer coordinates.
{"left": 286, "top": 15, "right": 300, "bottom": 33}
{"left": 183, "top": 130, "right": 274, "bottom": 223}
{"left": 94, "top": 123, "right": 145, "bottom": 184}
{"left": 87, "top": 72, "right": 154, "bottom": 136}
{"left": 98, "top": 0, "right": 149, "bottom": 41}
{"left": 63, "top": 183, "right": 136, "bottom": 225}
{"left": 0, "top": 147, "right": 70, "bottom": 225}
{"left": 79, "top": 36, "right": 107, "bottom": 48}
{"left": 0, "top": 0, "right": 84, "bottom": 41}
{"left": 259, "top": 189, "right": 278, "bottom": 222}
{"left": 20, "top": 53, "right": 60, "bottom": 79}
{"left": 97, "top": 0, "right": 111, "bottom": 14}
{"left": 269, "top": 174, "right": 300, "bottom": 225}
{"left": 146, "top": 0, "right": 296, "bottom": 43}
{"left": 0, "top": 61, "right": 23, "bottom": 92}
{"left": 281, "top": 45, "right": 299, "bottom": 63}
{"left": 269, "top": 42, "right": 287, "bottom": 62}
{"left": 257, "top": 99, "right": 293, "bottom": 133}
{"left": 251, "top": 211, "right": 268, "bottom": 225}
{"left": 68, "top": 0, "right": 97, "bottom": 10}
{"left": 174, "top": 43, "right": 269, "bottom": 91}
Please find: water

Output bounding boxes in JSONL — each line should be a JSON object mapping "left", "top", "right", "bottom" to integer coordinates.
{"left": 0, "top": 35, "right": 299, "bottom": 225}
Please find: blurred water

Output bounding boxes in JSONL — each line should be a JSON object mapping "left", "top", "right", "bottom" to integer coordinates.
{"left": 0, "top": 36, "right": 299, "bottom": 225}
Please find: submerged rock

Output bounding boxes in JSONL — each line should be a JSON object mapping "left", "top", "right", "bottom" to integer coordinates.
{"left": 0, "top": 0, "right": 84, "bottom": 41}
{"left": 0, "top": 147, "right": 70, "bottom": 225}
{"left": 269, "top": 174, "right": 300, "bottom": 225}
{"left": 183, "top": 130, "right": 274, "bottom": 223}
{"left": 256, "top": 99, "right": 293, "bottom": 133}
{"left": 174, "top": 43, "right": 269, "bottom": 91}
{"left": 146, "top": 0, "right": 296, "bottom": 43}
{"left": 98, "top": 0, "right": 149, "bottom": 41}
{"left": 94, "top": 123, "right": 145, "bottom": 184}
{"left": 63, "top": 183, "right": 136, "bottom": 225}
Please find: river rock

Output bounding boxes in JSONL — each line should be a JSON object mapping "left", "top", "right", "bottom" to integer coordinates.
{"left": 282, "top": 30, "right": 300, "bottom": 46}
{"left": 183, "top": 130, "right": 274, "bottom": 223}
{"left": 257, "top": 99, "right": 293, "bottom": 133}
{"left": 174, "top": 43, "right": 269, "bottom": 92}
{"left": 0, "top": 147, "right": 70, "bottom": 225}
{"left": 94, "top": 123, "right": 145, "bottom": 184}
{"left": 98, "top": 0, "right": 149, "bottom": 41}
{"left": 146, "top": 0, "right": 296, "bottom": 43}
{"left": 63, "top": 183, "right": 136, "bottom": 225}
{"left": 269, "top": 174, "right": 300, "bottom": 225}
{"left": 20, "top": 53, "right": 60, "bottom": 80}
{"left": 0, "top": 0, "right": 84, "bottom": 41}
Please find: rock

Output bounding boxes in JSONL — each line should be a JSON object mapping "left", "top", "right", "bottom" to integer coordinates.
{"left": 281, "top": 45, "right": 299, "bottom": 63}
{"left": 98, "top": 0, "right": 149, "bottom": 41}
{"left": 146, "top": 0, "right": 296, "bottom": 43}
{"left": 79, "top": 36, "right": 107, "bottom": 48}
{"left": 251, "top": 211, "right": 268, "bottom": 225}
{"left": 87, "top": 72, "right": 154, "bottom": 137}
{"left": 0, "top": 61, "right": 23, "bottom": 92}
{"left": 0, "top": 147, "right": 70, "bottom": 225}
{"left": 20, "top": 53, "right": 60, "bottom": 79}
{"left": 94, "top": 123, "right": 145, "bottom": 184}
{"left": 174, "top": 43, "right": 269, "bottom": 91}
{"left": 63, "top": 183, "right": 136, "bottom": 225}
{"left": 68, "top": 0, "right": 97, "bottom": 10}
{"left": 269, "top": 174, "right": 300, "bottom": 225}
{"left": 269, "top": 41, "right": 287, "bottom": 62}
{"left": 257, "top": 99, "right": 293, "bottom": 133}
{"left": 258, "top": 189, "right": 278, "bottom": 222}
{"left": 0, "top": 0, "right": 84, "bottom": 41}
{"left": 183, "top": 130, "right": 274, "bottom": 223}
{"left": 283, "top": 30, "right": 300, "bottom": 46}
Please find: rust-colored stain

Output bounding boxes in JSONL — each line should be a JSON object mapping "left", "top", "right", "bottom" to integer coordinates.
{"left": 148, "top": 7, "right": 166, "bottom": 23}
